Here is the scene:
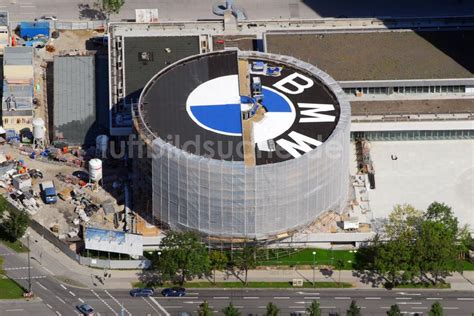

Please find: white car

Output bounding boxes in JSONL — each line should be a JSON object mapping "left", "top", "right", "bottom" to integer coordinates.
{"left": 35, "top": 15, "right": 57, "bottom": 21}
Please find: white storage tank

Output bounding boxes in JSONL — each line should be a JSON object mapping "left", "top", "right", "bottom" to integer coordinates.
{"left": 89, "top": 158, "right": 103, "bottom": 182}
{"left": 32, "top": 118, "right": 46, "bottom": 140}
{"left": 96, "top": 135, "right": 109, "bottom": 157}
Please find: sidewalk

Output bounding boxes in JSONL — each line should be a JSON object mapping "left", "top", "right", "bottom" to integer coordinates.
{"left": 21, "top": 227, "right": 474, "bottom": 291}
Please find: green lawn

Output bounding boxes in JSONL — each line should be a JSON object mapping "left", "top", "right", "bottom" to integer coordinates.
{"left": 256, "top": 248, "right": 355, "bottom": 269}
{"left": 0, "top": 240, "right": 28, "bottom": 253}
{"left": 461, "top": 260, "right": 474, "bottom": 271}
{"left": 132, "top": 281, "right": 352, "bottom": 289}
{"left": 0, "top": 278, "right": 25, "bottom": 299}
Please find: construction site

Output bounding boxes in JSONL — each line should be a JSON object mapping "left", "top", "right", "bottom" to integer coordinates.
{"left": 0, "top": 8, "right": 470, "bottom": 264}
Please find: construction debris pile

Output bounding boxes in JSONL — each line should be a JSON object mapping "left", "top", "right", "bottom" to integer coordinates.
{"left": 11, "top": 141, "right": 93, "bottom": 168}
{"left": 0, "top": 157, "right": 42, "bottom": 215}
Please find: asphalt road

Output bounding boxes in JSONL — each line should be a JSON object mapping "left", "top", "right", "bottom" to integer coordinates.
{"left": 2, "top": 243, "right": 474, "bottom": 316}
{"left": 3, "top": 0, "right": 474, "bottom": 22}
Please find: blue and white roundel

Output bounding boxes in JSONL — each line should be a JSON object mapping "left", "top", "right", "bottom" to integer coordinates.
{"left": 186, "top": 75, "right": 296, "bottom": 143}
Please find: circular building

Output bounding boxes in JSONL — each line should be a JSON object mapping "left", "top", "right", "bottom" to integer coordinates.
{"left": 133, "top": 50, "right": 351, "bottom": 240}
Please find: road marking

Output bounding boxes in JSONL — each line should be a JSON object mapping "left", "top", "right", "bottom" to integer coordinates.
{"left": 297, "top": 292, "right": 320, "bottom": 295}
{"left": 142, "top": 297, "right": 161, "bottom": 314}
{"left": 69, "top": 291, "right": 76, "bottom": 297}
{"left": 397, "top": 292, "right": 421, "bottom": 296}
{"left": 444, "top": 307, "right": 459, "bottom": 310}
{"left": 36, "top": 281, "right": 48, "bottom": 290}
{"left": 364, "top": 297, "right": 381, "bottom": 300}
{"left": 335, "top": 297, "right": 351, "bottom": 300}
{"left": 149, "top": 296, "right": 171, "bottom": 316}
{"left": 321, "top": 306, "right": 337, "bottom": 309}
{"left": 289, "top": 306, "right": 303, "bottom": 309}
{"left": 0, "top": 253, "right": 14, "bottom": 256}
{"left": 457, "top": 297, "right": 474, "bottom": 300}
{"left": 55, "top": 311, "right": 61, "bottom": 316}
{"left": 5, "top": 309, "right": 24, "bottom": 312}
{"left": 412, "top": 307, "right": 428, "bottom": 310}
{"left": 78, "top": 298, "right": 85, "bottom": 303}
{"left": 396, "top": 297, "right": 412, "bottom": 300}
{"left": 46, "top": 304, "right": 52, "bottom": 309}
{"left": 13, "top": 276, "right": 46, "bottom": 280}
{"left": 274, "top": 296, "right": 290, "bottom": 299}
{"left": 187, "top": 292, "right": 199, "bottom": 295}
{"left": 213, "top": 296, "right": 229, "bottom": 299}
{"left": 427, "top": 297, "right": 442, "bottom": 300}
{"left": 243, "top": 296, "right": 259, "bottom": 299}
{"left": 55, "top": 295, "right": 66, "bottom": 304}
{"left": 4, "top": 267, "right": 29, "bottom": 270}
{"left": 163, "top": 306, "right": 183, "bottom": 308}
{"left": 105, "top": 290, "right": 131, "bottom": 316}
{"left": 303, "top": 297, "right": 320, "bottom": 300}
{"left": 42, "top": 266, "right": 54, "bottom": 275}
{"left": 60, "top": 284, "right": 67, "bottom": 290}
{"left": 20, "top": 5, "right": 36, "bottom": 8}
{"left": 91, "top": 290, "right": 118, "bottom": 316}
{"left": 399, "top": 302, "right": 422, "bottom": 305}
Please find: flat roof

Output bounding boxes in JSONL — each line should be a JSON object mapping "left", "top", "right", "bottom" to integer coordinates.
{"left": 53, "top": 55, "right": 96, "bottom": 146}
{"left": 4, "top": 47, "right": 33, "bottom": 66}
{"left": 357, "top": 140, "right": 473, "bottom": 228}
{"left": 123, "top": 36, "right": 201, "bottom": 101}
{"left": 352, "top": 99, "right": 474, "bottom": 116}
{"left": 265, "top": 30, "right": 474, "bottom": 81}
{"left": 140, "top": 51, "right": 341, "bottom": 164}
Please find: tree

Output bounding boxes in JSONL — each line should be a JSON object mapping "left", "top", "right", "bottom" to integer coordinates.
{"left": 231, "top": 242, "right": 257, "bottom": 285}
{"left": 346, "top": 300, "right": 362, "bottom": 316}
{"left": 387, "top": 304, "right": 401, "bottom": 316}
{"left": 96, "top": 0, "right": 125, "bottom": 17}
{"left": 197, "top": 300, "right": 213, "bottom": 316}
{"left": 263, "top": 302, "right": 279, "bottom": 316}
{"left": 222, "top": 302, "right": 241, "bottom": 316}
{"left": 2, "top": 210, "right": 29, "bottom": 242}
{"left": 425, "top": 202, "right": 458, "bottom": 234}
{"left": 209, "top": 250, "right": 228, "bottom": 284}
{"left": 385, "top": 204, "right": 422, "bottom": 239}
{"left": 428, "top": 302, "right": 444, "bottom": 316}
{"left": 334, "top": 259, "right": 345, "bottom": 285}
{"left": 416, "top": 219, "right": 460, "bottom": 284}
{"left": 305, "top": 300, "right": 321, "bottom": 316}
{"left": 156, "top": 231, "right": 210, "bottom": 285}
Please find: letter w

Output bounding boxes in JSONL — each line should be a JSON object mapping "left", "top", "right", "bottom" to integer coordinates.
{"left": 298, "top": 103, "right": 335, "bottom": 123}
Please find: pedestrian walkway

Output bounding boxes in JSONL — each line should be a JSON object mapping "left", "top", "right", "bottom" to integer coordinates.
{"left": 15, "top": 228, "right": 474, "bottom": 291}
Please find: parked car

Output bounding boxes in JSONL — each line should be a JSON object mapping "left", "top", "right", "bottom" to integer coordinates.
{"left": 161, "top": 287, "right": 186, "bottom": 297}
{"left": 129, "top": 288, "right": 154, "bottom": 297}
{"left": 76, "top": 303, "right": 94, "bottom": 315}
{"left": 35, "top": 15, "right": 57, "bottom": 21}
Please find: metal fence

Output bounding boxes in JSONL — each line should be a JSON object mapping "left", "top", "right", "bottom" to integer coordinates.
{"left": 10, "top": 20, "right": 106, "bottom": 31}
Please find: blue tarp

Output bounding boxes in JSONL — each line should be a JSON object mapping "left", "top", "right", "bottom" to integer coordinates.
{"left": 19, "top": 22, "right": 50, "bottom": 40}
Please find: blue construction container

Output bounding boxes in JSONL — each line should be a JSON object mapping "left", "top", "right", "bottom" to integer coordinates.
{"left": 19, "top": 22, "right": 50, "bottom": 40}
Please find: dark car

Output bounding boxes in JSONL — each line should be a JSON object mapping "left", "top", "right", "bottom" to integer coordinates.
{"left": 76, "top": 303, "right": 94, "bottom": 315}
{"left": 161, "top": 287, "right": 186, "bottom": 297}
{"left": 130, "top": 288, "right": 154, "bottom": 297}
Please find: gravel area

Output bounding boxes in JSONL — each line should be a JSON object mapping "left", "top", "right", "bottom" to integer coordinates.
{"left": 266, "top": 30, "right": 474, "bottom": 81}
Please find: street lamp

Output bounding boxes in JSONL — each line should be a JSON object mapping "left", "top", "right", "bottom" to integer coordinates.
{"left": 26, "top": 232, "right": 32, "bottom": 294}
{"left": 312, "top": 251, "right": 316, "bottom": 287}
